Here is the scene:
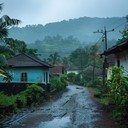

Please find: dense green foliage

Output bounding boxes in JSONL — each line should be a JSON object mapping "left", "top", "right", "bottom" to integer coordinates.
{"left": 0, "top": 84, "right": 46, "bottom": 118}
{"left": 118, "top": 15, "right": 128, "bottom": 43}
{"left": 47, "top": 52, "right": 61, "bottom": 65}
{"left": 50, "top": 75, "right": 68, "bottom": 92}
{"left": 5, "top": 38, "right": 40, "bottom": 58}
{"left": 0, "top": 3, "right": 21, "bottom": 79}
{"left": 25, "top": 84, "right": 45, "bottom": 101}
{"left": 0, "top": 92, "right": 17, "bottom": 106}
{"left": 107, "top": 66, "right": 128, "bottom": 120}
{"left": 28, "top": 35, "right": 81, "bottom": 59}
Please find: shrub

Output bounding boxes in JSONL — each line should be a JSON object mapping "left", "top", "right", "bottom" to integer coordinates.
{"left": 0, "top": 92, "right": 16, "bottom": 106}
{"left": 67, "top": 73, "right": 76, "bottom": 83}
{"left": 51, "top": 75, "right": 68, "bottom": 92}
{"left": 25, "top": 84, "right": 45, "bottom": 101}
{"left": 107, "top": 66, "right": 128, "bottom": 120}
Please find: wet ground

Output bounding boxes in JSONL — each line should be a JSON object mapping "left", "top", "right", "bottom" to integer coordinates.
{"left": 0, "top": 84, "right": 121, "bottom": 128}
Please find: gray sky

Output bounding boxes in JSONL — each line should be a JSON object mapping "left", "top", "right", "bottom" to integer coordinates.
{"left": 1, "top": 0, "right": 128, "bottom": 26}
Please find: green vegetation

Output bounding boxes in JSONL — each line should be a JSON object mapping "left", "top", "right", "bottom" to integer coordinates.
{"left": 0, "top": 92, "right": 17, "bottom": 106}
{"left": 0, "top": 84, "right": 45, "bottom": 119}
{"left": 107, "top": 66, "right": 128, "bottom": 120}
{"left": 0, "top": 77, "right": 68, "bottom": 119}
{"left": 9, "top": 17, "right": 124, "bottom": 44}
{"left": 25, "top": 84, "right": 45, "bottom": 101}
{"left": 0, "top": 3, "right": 21, "bottom": 78}
{"left": 117, "top": 15, "right": 128, "bottom": 43}
{"left": 50, "top": 75, "right": 68, "bottom": 92}
{"left": 28, "top": 35, "right": 81, "bottom": 59}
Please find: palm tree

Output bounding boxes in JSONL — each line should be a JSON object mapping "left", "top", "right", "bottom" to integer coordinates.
{"left": 47, "top": 52, "right": 61, "bottom": 65}
{"left": 0, "top": 3, "right": 21, "bottom": 78}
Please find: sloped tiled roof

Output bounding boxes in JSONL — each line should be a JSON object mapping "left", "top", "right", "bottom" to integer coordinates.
{"left": 7, "top": 53, "right": 52, "bottom": 68}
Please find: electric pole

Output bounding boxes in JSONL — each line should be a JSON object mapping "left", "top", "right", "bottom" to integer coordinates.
{"left": 94, "top": 26, "right": 114, "bottom": 87}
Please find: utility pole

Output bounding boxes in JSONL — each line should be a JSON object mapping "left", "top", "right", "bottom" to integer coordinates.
{"left": 94, "top": 27, "right": 114, "bottom": 87}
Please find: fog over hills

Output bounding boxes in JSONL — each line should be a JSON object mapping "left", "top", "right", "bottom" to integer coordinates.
{"left": 8, "top": 16, "right": 126, "bottom": 59}
{"left": 9, "top": 16, "right": 126, "bottom": 44}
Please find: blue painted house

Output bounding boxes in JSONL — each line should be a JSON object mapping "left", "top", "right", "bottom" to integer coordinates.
{"left": 0, "top": 53, "right": 52, "bottom": 93}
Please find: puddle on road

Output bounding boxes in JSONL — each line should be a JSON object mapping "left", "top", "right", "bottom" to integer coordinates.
{"left": 38, "top": 116, "right": 70, "bottom": 128}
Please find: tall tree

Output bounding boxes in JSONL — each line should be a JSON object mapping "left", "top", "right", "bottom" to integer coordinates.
{"left": 0, "top": 3, "right": 21, "bottom": 78}
{"left": 5, "top": 38, "right": 40, "bottom": 58}
{"left": 89, "top": 43, "right": 101, "bottom": 83}
{"left": 47, "top": 52, "right": 61, "bottom": 65}
{"left": 118, "top": 15, "right": 128, "bottom": 43}
{"left": 69, "top": 46, "right": 90, "bottom": 69}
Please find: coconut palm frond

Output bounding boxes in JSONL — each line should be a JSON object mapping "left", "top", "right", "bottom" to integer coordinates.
{"left": 1, "top": 15, "right": 21, "bottom": 27}
{"left": 0, "top": 68, "right": 7, "bottom": 77}
{"left": 0, "top": 23, "right": 8, "bottom": 38}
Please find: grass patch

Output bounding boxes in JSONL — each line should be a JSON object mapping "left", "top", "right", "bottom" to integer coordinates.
{"left": 0, "top": 92, "right": 17, "bottom": 106}
{"left": 99, "top": 97, "right": 110, "bottom": 105}
{"left": 91, "top": 87, "right": 110, "bottom": 106}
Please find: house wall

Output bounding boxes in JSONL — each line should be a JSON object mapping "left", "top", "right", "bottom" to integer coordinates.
{"left": 67, "top": 70, "right": 79, "bottom": 74}
{"left": 115, "top": 50, "right": 128, "bottom": 71}
{"left": 0, "top": 67, "right": 49, "bottom": 85}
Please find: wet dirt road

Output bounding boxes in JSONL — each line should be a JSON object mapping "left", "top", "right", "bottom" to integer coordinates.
{"left": 1, "top": 84, "right": 120, "bottom": 128}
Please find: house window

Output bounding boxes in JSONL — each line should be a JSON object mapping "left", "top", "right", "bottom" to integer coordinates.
{"left": 21, "top": 72, "right": 28, "bottom": 82}
{"left": 117, "top": 59, "right": 120, "bottom": 67}
{"left": 43, "top": 72, "right": 46, "bottom": 83}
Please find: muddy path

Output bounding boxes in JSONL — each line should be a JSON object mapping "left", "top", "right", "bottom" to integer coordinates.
{"left": 1, "top": 85, "right": 120, "bottom": 128}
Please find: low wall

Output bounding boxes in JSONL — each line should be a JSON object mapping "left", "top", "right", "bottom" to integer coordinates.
{"left": 0, "top": 83, "right": 50, "bottom": 95}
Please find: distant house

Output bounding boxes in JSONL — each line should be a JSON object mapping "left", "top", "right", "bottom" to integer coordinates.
{"left": 0, "top": 53, "right": 52, "bottom": 93}
{"left": 67, "top": 67, "right": 80, "bottom": 75}
{"left": 50, "top": 65, "right": 65, "bottom": 76}
{"left": 101, "top": 40, "right": 128, "bottom": 79}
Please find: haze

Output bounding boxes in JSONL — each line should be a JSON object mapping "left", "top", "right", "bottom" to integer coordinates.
{"left": 1, "top": 0, "right": 128, "bottom": 26}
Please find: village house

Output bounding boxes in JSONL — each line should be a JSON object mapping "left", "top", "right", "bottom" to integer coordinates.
{"left": 101, "top": 40, "right": 128, "bottom": 79}
{"left": 67, "top": 67, "right": 80, "bottom": 75}
{"left": 49, "top": 65, "right": 65, "bottom": 76}
{"left": 0, "top": 53, "right": 52, "bottom": 93}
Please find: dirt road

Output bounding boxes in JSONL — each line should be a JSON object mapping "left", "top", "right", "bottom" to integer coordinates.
{"left": 1, "top": 84, "right": 120, "bottom": 128}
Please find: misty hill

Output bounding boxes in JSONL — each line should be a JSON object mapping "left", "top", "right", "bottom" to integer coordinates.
{"left": 8, "top": 17, "right": 126, "bottom": 59}
{"left": 9, "top": 17, "right": 126, "bottom": 44}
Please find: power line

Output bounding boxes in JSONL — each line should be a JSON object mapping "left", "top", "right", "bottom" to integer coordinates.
{"left": 105, "top": 17, "right": 126, "bottom": 28}
{"left": 113, "top": 21, "right": 127, "bottom": 30}
{"left": 94, "top": 27, "right": 114, "bottom": 50}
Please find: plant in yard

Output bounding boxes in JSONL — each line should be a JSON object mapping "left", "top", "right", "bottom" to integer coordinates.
{"left": 25, "top": 84, "right": 45, "bottom": 102}
{"left": 51, "top": 75, "right": 68, "bottom": 92}
{"left": 107, "top": 66, "right": 128, "bottom": 120}
{"left": 67, "top": 72, "right": 76, "bottom": 83}
{"left": 60, "top": 74, "right": 68, "bottom": 89}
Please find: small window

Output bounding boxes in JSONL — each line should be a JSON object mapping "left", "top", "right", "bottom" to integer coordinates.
{"left": 43, "top": 72, "right": 46, "bottom": 83}
{"left": 117, "top": 60, "right": 120, "bottom": 67}
{"left": 21, "top": 72, "right": 27, "bottom": 82}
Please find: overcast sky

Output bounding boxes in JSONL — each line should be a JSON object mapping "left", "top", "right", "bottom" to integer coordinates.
{"left": 1, "top": 0, "right": 128, "bottom": 26}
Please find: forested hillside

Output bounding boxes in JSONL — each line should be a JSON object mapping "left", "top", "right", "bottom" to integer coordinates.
{"left": 9, "top": 17, "right": 126, "bottom": 44}
{"left": 8, "top": 16, "right": 126, "bottom": 59}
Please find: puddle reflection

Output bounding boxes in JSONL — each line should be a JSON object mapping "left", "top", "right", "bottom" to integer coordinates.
{"left": 38, "top": 116, "right": 70, "bottom": 128}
